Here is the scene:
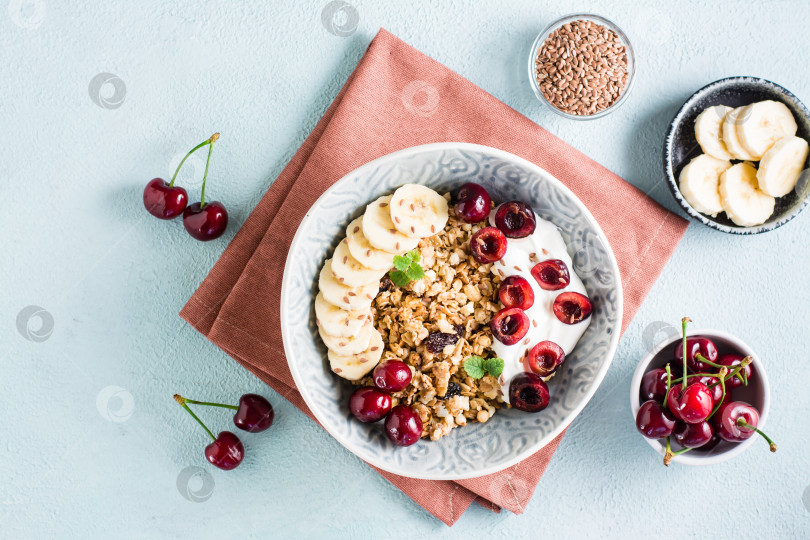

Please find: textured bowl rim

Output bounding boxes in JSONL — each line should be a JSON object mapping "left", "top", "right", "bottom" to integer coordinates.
{"left": 629, "top": 328, "right": 770, "bottom": 466}
{"left": 528, "top": 13, "right": 636, "bottom": 120}
{"left": 662, "top": 75, "right": 810, "bottom": 234}
{"left": 280, "top": 142, "right": 624, "bottom": 480}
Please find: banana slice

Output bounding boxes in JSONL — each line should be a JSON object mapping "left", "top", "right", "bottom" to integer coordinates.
{"left": 362, "top": 196, "right": 420, "bottom": 253}
{"left": 318, "top": 260, "right": 377, "bottom": 311}
{"left": 678, "top": 154, "right": 731, "bottom": 217}
{"left": 737, "top": 100, "right": 797, "bottom": 160}
{"left": 328, "top": 328, "right": 384, "bottom": 380}
{"left": 757, "top": 135, "right": 809, "bottom": 197}
{"left": 330, "top": 239, "right": 387, "bottom": 287}
{"left": 389, "top": 184, "right": 449, "bottom": 238}
{"left": 695, "top": 105, "right": 733, "bottom": 160}
{"left": 719, "top": 163, "right": 775, "bottom": 227}
{"left": 346, "top": 217, "right": 396, "bottom": 271}
{"left": 722, "top": 107, "right": 757, "bottom": 161}
{"left": 315, "top": 292, "right": 371, "bottom": 338}
{"left": 319, "top": 317, "right": 373, "bottom": 356}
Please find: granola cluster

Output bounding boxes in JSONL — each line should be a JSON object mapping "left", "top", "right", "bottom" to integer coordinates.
{"left": 359, "top": 201, "right": 506, "bottom": 440}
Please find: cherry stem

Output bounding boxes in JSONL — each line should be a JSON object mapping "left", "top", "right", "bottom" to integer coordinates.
{"left": 664, "top": 436, "right": 673, "bottom": 466}
{"left": 681, "top": 317, "right": 690, "bottom": 392}
{"left": 199, "top": 133, "right": 218, "bottom": 208}
{"left": 737, "top": 418, "right": 778, "bottom": 452}
{"left": 664, "top": 363, "right": 672, "bottom": 407}
{"left": 707, "top": 367, "right": 728, "bottom": 420}
{"left": 706, "top": 357, "right": 752, "bottom": 390}
{"left": 694, "top": 353, "right": 725, "bottom": 371}
{"left": 169, "top": 133, "right": 219, "bottom": 187}
{"left": 174, "top": 394, "right": 216, "bottom": 441}
{"left": 178, "top": 397, "right": 238, "bottom": 411}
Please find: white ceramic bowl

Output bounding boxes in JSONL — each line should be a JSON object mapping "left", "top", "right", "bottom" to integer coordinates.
{"left": 281, "top": 143, "right": 623, "bottom": 480}
{"left": 630, "top": 329, "right": 770, "bottom": 465}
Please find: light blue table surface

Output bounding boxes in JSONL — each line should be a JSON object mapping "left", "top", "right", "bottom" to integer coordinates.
{"left": 3, "top": 1, "right": 810, "bottom": 538}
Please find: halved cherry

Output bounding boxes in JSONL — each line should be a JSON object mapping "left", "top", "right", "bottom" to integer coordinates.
{"left": 490, "top": 307, "right": 530, "bottom": 345}
{"left": 527, "top": 340, "right": 565, "bottom": 377}
{"left": 494, "top": 202, "right": 536, "bottom": 238}
{"left": 531, "top": 259, "right": 570, "bottom": 291}
{"left": 498, "top": 275, "right": 534, "bottom": 310}
{"left": 470, "top": 226, "right": 507, "bottom": 264}
{"left": 552, "top": 292, "right": 592, "bottom": 324}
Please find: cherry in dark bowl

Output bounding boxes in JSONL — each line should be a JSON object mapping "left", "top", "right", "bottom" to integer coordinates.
{"left": 673, "top": 336, "right": 718, "bottom": 373}
{"left": 636, "top": 400, "right": 677, "bottom": 439}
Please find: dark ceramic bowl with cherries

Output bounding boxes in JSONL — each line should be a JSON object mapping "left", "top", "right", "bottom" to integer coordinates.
{"left": 630, "top": 328, "right": 770, "bottom": 465}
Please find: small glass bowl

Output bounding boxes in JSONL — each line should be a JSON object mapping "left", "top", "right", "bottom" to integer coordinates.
{"left": 528, "top": 13, "right": 636, "bottom": 120}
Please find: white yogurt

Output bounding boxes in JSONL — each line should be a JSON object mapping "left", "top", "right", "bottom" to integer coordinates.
{"left": 487, "top": 211, "right": 591, "bottom": 397}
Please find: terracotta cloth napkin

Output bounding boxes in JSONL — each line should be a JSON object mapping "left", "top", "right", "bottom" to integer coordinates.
{"left": 180, "top": 29, "right": 688, "bottom": 525}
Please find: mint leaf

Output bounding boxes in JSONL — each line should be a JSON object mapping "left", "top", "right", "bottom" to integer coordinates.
{"left": 392, "top": 255, "right": 410, "bottom": 272}
{"left": 483, "top": 358, "right": 504, "bottom": 377}
{"left": 405, "top": 262, "right": 425, "bottom": 281}
{"left": 389, "top": 270, "right": 410, "bottom": 287}
{"left": 408, "top": 249, "right": 421, "bottom": 263}
{"left": 464, "top": 356, "right": 486, "bottom": 379}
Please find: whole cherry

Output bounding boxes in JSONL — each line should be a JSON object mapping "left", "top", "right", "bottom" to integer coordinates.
{"left": 384, "top": 405, "right": 423, "bottom": 446}
{"left": 182, "top": 133, "right": 229, "bottom": 241}
{"left": 635, "top": 400, "right": 677, "bottom": 439}
{"left": 349, "top": 387, "right": 392, "bottom": 423}
{"left": 673, "top": 336, "right": 718, "bottom": 373}
{"left": 205, "top": 431, "right": 245, "bottom": 470}
{"left": 666, "top": 382, "right": 713, "bottom": 424}
{"left": 143, "top": 178, "right": 188, "bottom": 219}
{"left": 373, "top": 360, "right": 412, "bottom": 393}
{"left": 454, "top": 183, "right": 491, "bottom": 223}
{"left": 714, "top": 401, "right": 776, "bottom": 452}
{"left": 672, "top": 420, "right": 714, "bottom": 448}
{"left": 640, "top": 368, "right": 670, "bottom": 402}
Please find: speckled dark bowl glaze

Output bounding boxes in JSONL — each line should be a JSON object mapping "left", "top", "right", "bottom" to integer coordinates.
{"left": 664, "top": 76, "right": 810, "bottom": 234}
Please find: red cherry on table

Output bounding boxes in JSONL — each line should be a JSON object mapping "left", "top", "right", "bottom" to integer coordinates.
{"left": 716, "top": 354, "right": 753, "bottom": 388}
{"left": 498, "top": 275, "right": 535, "bottom": 310}
{"left": 490, "top": 307, "right": 530, "bottom": 345}
{"left": 635, "top": 400, "right": 677, "bottom": 439}
{"left": 673, "top": 336, "right": 718, "bottom": 373}
{"left": 372, "top": 360, "right": 412, "bottom": 393}
{"left": 673, "top": 420, "right": 714, "bottom": 448}
{"left": 527, "top": 340, "right": 565, "bottom": 377}
{"left": 666, "top": 382, "right": 713, "bottom": 424}
{"left": 509, "top": 372, "right": 550, "bottom": 412}
{"left": 183, "top": 201, "right": 229, "bottom": 241}
{"left": 454, "top": 183, "right": 491, "bottom": 223}
{"left": 470, "top": 226, "right": 507, "bottom": 263}
{"left": 384, "top": 405, "right": 422, "bottom": 446}
{"left": 204, "top": 431, "right": 244, "bottom": 470}
{"left": 350, "top": 387, "right": 392, "bottom": 423}
{"left": 143, "top": 178, "right": 188, "bottom": 219}
{"left": 233, "top": 394, "right": 274, "bottom": 433}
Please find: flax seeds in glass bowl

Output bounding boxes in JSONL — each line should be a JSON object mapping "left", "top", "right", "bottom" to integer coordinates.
{"left": 529, "top": 14, "right": 636, "bottom": 120}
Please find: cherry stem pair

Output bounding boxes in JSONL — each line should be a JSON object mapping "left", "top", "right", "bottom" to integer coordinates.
{"left": 169, "top": 133, "right": 219, "bottom": 208}
{"left": 696, "top": 353, "right": 749, "bottom": 386}
{"left": 174, "top": 393, "right": 236, "bottom": 441}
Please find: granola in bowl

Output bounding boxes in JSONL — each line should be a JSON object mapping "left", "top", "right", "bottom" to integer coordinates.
{"left": 358, "top": 205, "right": 506, "bottom": 440}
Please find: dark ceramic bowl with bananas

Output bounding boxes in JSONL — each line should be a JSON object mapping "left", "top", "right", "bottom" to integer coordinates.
{"left": 664, "top": 76, "right": 810, "bottom": 234}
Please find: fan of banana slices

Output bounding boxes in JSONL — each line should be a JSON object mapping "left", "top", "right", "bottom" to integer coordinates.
{"left": 315, "top": 184, "right": 449, "bottom": 381}
{"left": 679, "top": 100, "right": 808, "bottom": 226}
